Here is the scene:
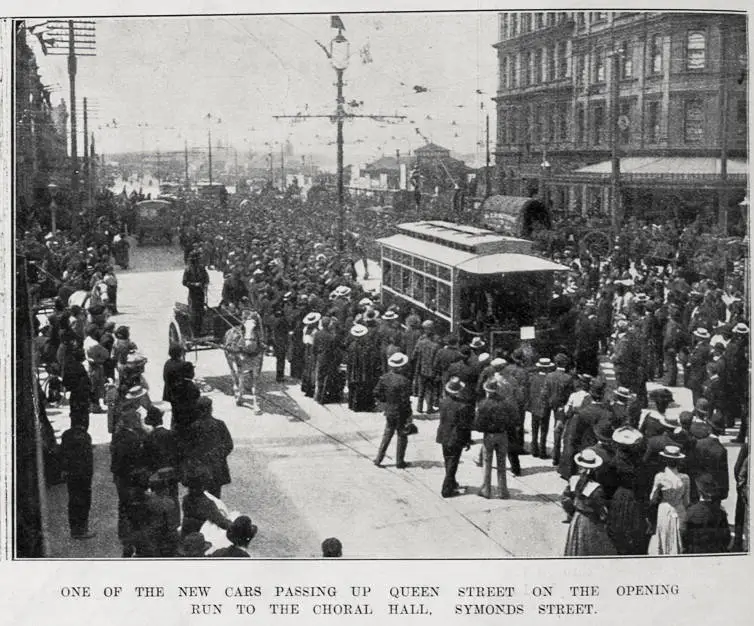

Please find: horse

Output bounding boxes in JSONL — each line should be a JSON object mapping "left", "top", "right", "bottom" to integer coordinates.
{"left": 223, "top": 310, "right": 265, "bottom": 413}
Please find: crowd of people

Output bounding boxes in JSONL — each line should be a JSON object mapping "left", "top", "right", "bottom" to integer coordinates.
{"left": 21, "top": 185, "right": 749, "bottom": 557}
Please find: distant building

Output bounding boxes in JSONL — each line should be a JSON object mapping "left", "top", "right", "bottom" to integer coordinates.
{"left": 494, "top": 11, "right": 747, "bottom": 227}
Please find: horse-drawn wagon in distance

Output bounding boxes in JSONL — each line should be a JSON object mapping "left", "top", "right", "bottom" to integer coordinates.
{"left": 134, "top": 199, "right": 176, "bottom": 245}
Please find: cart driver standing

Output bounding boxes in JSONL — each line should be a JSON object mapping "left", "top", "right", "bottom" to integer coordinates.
{"left": 183, "top": 249, "right": 209, "bottom": 337}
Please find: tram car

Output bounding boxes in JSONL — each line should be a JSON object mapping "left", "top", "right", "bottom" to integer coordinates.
{"left": 377, "top": 221, "right": 569, "bottom": 356}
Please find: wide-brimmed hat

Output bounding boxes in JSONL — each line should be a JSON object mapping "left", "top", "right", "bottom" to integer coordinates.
{"left": 612, "top": 425, "right": 643, "bottom": 447}
{"left": 477, "top": 352, "right": 491, "bottom": 365}
{"left": 227, "top": 515, "right": 258, "bottom": 545}
{"left": 350, "top": 324, "right": 368, "bottom": 338}
{"left": 574, "top": 448, "right": 603, "bottom": 469}
{"left": 693, "top": 327, "right": 711, "bottom": 340}
{"left": 469, "top": 337, "right": 486, "bottom": 349}
{"left": 334, "top": 285, "right": 351, "bottom": 298}
{"left": 125, "top": 385, "right": 147, "bottom": 401}
{"left": 659, "top": 444, "right": 685, "bottom": 460}
{"left": 536, "top": 357, "right": 553, "bottom": 369}
{"left": 177, "top": 532, "right": 212, "bottom": 556}
{"left": 613, "top": 386, "right": 632, "bottom": 401}
{"left": 649, "top": 388, "right": 674, "bottom": 404}
{"left": 303, "top": 312, "right": 321, "bottom": 326}
{"left": 490, "top": 357, "right": 507, "bottom": 368}
{"left": 733, "top": 322, "right": 749, "bottom": 335}
{"left": 445, "top": 376, "right": 466, "bottom": 396}
{"left": 382, "top": 310, "right": 398, "bottom": 321}
{"left": 387, "top": 352, "right": 409, "bottom": 368}
{"left": 358, "top": 297, "right": 373, "bottom": 307}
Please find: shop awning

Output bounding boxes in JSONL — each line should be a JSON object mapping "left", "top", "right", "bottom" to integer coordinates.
{"left": 574, "top": 157, "right": 748, "bottom": 175}
{"left": 456, "top": 253, "right": 569, "bottom": 275}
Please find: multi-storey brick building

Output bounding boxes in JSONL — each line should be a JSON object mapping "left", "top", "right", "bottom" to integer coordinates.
{"left": 493, "top": 11, "right": 747, "bottom": 229}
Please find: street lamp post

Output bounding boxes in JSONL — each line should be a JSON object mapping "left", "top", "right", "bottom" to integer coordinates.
{"left": 330, "top": 28, "right": 350, "bottom": 253}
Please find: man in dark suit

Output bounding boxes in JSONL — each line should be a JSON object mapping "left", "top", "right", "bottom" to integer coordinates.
{"left": 686, "top": 328, "right": 712, "bottom": 404}
{"left": 692, "top": 422, "right": 729, "bottom": 504}
{"left": 373, "top": 352, "right": 413, "bottom": 469}
{"left": 541, "top": 353, "right": 574, "bottom": 467}
{"left": 182, "top": 396, "right": 234, "bottom": 498}
{"left": 433, "top": 335, "right": 463, "bottom": 387}
{"left": 162, "top": 343, "right": 186, "bottom": 404}
{"left": 411, "top": 322, "right": 439, "bottom": 414}
{"left": 111, "top": 409, "right": 147, "bottom": 553}
{"left": 528, "top": 358, "right": 551, "bottom": 458}
{"left": 143, "top": 407, "right": 180, "bottom": 504}
{"left": 475, "top": 379, "right": 518, "bottom": 499}
{"left": 182, "top": 249, "right": 210, "bottom": 336}
{"left": 683, "top": 474, "right": 731, "bottom": 553}
{"left": 436, "top": 377, "right": 474, "bottom": 497}
{"left": 60, "top": 422, "right": 95, "bottom": 539}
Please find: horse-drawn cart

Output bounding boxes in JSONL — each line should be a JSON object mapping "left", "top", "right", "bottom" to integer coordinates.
{"left": 168, "top": 302, "right": 237, "bottom": 351}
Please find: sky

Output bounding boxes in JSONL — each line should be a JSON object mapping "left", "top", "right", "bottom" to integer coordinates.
{"left": 27, "top": 13, "right": 499, "bottom": 169}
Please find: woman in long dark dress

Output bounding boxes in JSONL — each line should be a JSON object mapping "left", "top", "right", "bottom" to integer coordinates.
{"left": 606, "top": 426, "right": 651, "bottom": 555}
{"left": 300, "top": 312, "right": 321, "bottom": 398}
{"left": 562, "top": 448, "right": 617, "bottom": 556}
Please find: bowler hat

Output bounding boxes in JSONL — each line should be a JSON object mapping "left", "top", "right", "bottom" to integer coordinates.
{"left": 554, "top": 353, "right": 569, "bottom": 369}
{"left": 695, "top": 398, "right": 711, "bottom": 416}
{"left": 227, "top": 515, "right": 258, "bottom": 545}
{"left": 593, "top": 418, "right": 614, "bottom": 443}
{"left": 177, "top": 532, "right": 212, "bottom": 556}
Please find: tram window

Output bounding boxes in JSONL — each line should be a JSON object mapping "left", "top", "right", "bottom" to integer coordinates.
{"left": 426, "top": 262, "right": 438, "bottom": 276}
{"left": 438, "top": 266, "right": 452, "bottom": 281}
{"left": 426, "top": 279, "right": 438, "bottom": 310}
{"left": 438, "top": 283, "right": 451, "bottom": 315}
{"left": 412, "top": 272, "right": 425, "bottom": 301}
{"left": 414, "top": 258, "right": 425, "bottom": 272}
{"left": 383, "top": 261, "right": 393, "bottom": 288}
{"left": 402, "top": 267, "right": 412, "bottom": 293}
{"left": 383, "top": 248, "right": 393, "bottom": 261}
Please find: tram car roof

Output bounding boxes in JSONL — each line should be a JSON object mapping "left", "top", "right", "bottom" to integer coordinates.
{"left": 380, "top": 221, "right": 569, "bottom": 276}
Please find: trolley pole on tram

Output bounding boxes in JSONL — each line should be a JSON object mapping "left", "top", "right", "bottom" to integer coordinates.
{"left": 609, "top": 49, "right": 622, "bottom": 233}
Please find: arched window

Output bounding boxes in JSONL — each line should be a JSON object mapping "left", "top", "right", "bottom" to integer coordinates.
{"left": 686, "top": 31, "right": 706, "bottom": 70}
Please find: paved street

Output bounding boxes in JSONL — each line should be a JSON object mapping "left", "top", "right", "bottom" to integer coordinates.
{"left": 44, "top": 242, "right": 742, "bottom": 558}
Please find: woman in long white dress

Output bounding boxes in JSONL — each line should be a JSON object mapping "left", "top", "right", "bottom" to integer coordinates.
{"left": 648, "top": 445, "right": 690, "bottom": 555}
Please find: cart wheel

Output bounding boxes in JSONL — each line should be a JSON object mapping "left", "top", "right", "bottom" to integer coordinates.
{"left": 169, "top": 321, "right": 183, "bottom": 348}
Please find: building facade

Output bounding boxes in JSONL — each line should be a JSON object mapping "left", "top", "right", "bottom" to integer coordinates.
{"left": 494, "top": 11, "right": 747, "bottom": 228}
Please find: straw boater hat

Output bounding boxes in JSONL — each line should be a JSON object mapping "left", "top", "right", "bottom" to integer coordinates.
{"left": 659, "top": 444, "right": 685, "bottom": 460}
{"left": 634, "top": 293, "right": 650, "bottom": 304}
{"left": 490, "top": 357, "right": 507, "bottom": 368}
{"left": 693, "top": 327, "right": 711, "bottom": 340}
{"left": 536, "top": 357, "right": 553, "bottom": 369}
{"left": 334, "top": 285, "right": 351, "bottom": 298}
{"left": 421, "top": 319, "right": 434, "bottom": 329}
{"left": 482, "top": 378, "right": 500, "bottom": 395}
{"left": 350, "top": 324, "right": 368, "bottom": 338}
{"left": 613, "top": 386, "right": 632, "bottom": 401}
{"left": 445, "top": 376, "right": 466, "bottom": 396}
{"left": 612, "top": 426, "right": 643, "bottom": 447}
{"left": 733, "top": 322, "right": 750, "bottom": 335}
{"left": 574, "top": 448, "right": 603, "bottom": 469}
{"left": 477, "top": 352, "right": 491, "bottom": 366}
{"left": 382, "top": 310, "right": 398, "bottom": 321}
{"left": 358, "top": 297, "right": 373, "bottom": 307}
{"left": 303, "top": 312, "right": 322, "bottom": 326}
{"left": 469, "top": 337, "right": 486, "bottom": 349}
{"left": 387, "top": 352, "right": 409, "bottom": 368}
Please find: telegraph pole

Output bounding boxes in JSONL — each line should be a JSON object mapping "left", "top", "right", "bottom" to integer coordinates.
{"left": 68, "top": 22, "right": 79, "bottom": 225}
{"left": 718, "top": 24, "right": 729, "bottom": 234}
{"left": 184, "top": 139, "right": 189, "bottom": 191}
{"left": 280, "top": 144, "right": 285, "bottom": 191}
{"left": 276, "top": 17, "right": 405, "bottom": 253}
{"left": 208, "top": 126, "right": 213, "bottom": 186}
{"left": 609, "top": 49, "right": 622, "bottom": 232}
{"left": 268, "top": 151, "right": 273, "bottom": 185}
{"left": 485, "top": 114, "right": 491, "bottom": 198}
{"left": 90, "top": 133, "right": 96, "bottom": 207}
{"left": 83, "top": 96, "right": 90, "bottom": 215}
